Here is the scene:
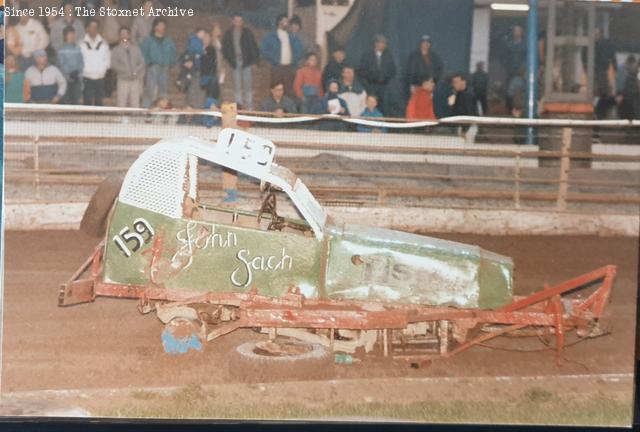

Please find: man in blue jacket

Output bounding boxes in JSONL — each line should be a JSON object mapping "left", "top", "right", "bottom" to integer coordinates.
{"left": 260, "top": 14, "right": 303, "bottom": 99}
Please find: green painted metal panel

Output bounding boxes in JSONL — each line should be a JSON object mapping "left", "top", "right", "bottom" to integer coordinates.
{"left": 104, "top": 201, "right": 322, "bottom": 297}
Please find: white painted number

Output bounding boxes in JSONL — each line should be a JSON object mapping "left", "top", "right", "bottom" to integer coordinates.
{"left": 113, "top": 218, "right": 155, "bottom": 258}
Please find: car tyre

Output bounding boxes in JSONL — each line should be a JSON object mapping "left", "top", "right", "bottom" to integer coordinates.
{"left": 80, "top": 173, "right": 124, "bottom": 237}
{"left": 228, "top": 339, "right": 332, "bottom": 382}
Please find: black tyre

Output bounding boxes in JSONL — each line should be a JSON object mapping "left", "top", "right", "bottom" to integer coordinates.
{"left": 228, "top": 339, "right": 332, "bottom": 382}
{"left": 80, "top": 173, "right": 124, "bottom": 237}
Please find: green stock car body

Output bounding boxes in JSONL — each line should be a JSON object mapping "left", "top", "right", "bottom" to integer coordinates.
{"left": 102, "top": 130, "right": 514, "bottom": 309}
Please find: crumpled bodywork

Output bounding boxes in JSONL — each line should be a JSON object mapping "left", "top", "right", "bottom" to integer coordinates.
{"left": 324, "top": 225, "right": 513, "bottom": 309}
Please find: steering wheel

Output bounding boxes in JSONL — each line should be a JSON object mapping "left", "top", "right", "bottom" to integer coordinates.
{"left": 257, "top": 192, "right": 284, "bottom": 230}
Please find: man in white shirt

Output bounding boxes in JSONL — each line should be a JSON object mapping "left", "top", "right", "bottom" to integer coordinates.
{"left": 80, "top": 19, "right": 111, "bottom": 106}
{"left": 260, "top": 14, "right": 303, "bottom": 99}
{"left": 15, "top": 13, "right": 49, "bottom": 71}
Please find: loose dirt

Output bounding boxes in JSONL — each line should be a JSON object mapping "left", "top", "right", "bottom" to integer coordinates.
{"left": 1, "top": 231, "right": 636, "bottom": 402}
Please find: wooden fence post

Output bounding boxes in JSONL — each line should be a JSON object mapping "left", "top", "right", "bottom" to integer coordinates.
{"left": 557, "top": 127, "right": 572, "bottom": 211}
{"left": 221, "top": 102, "right": 238, "bottom": 202}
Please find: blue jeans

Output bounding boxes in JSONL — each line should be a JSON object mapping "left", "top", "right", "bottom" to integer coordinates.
{"left": 232, "top": 65, "right": 253, "bottom": 110}
{"left": 143, "top": 64, "right": 170, "bottom": 108}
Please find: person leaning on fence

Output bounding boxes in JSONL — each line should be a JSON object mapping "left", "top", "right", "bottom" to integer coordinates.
{"left": 339, "top": 65, "right": 367, "bottom": 119}
{"left": 141, "top": 18, "right": 177, "bottom": 108}
{"left": 111, "top": 26, "right": 145, "bottom": 108}
{"left": 57, "top": 26, "right": 84, "bottom": 105}
{"left": 406, "top": 76, "right": 436, "bottom": 121}
{"left": 5, "top": 54, "right": 31, "bottom": 103}
{"left": 259, "top": 80, "right": 298, "bottom": 117}
{"left": 222, "top": 12, "right": 259, "bottom": 111}
{"left": 357, "top": 94, "right": 386, "bottom": 133}
{"left": 25, "top": 49, "right": 67, "bottom": 103}
{"left": 294, "top": 52, "right": 324, "bottom": 114}
{"left": 50, "top": 2, "right": 85, "bottom": 52}
{"left": 81, "top": 19, "right": 111, "bottom": 106}
{"left": 358, "top": 34, "right": 396, "bottom": 115}
{"left": 260, "top": 14, "right": 304, "bottom": 99}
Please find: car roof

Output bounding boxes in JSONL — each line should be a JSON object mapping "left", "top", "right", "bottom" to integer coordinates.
{"left": 119, "top": 133, "right": 328, "bottom": 239}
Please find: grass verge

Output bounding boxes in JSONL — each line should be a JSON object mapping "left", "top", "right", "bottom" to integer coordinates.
{"left": 92, "top": 384, "right": 632, "bottom": 426}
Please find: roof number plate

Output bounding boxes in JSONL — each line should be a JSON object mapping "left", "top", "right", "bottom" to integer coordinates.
{"left": 215, "top": 128, "right": 276, "bottom": 174}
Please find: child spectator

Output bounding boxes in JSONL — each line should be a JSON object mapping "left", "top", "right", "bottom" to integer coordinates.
{"left": 406, "top": 77, "right": 436, "bottom": 120}
{"left": 57, "top": 26, "right": 84, "bottom": 105}
{"left": 339, "top": 65, "right": 367, "bottom": 118}
{"left": 25, "top": 50, "right": 67, "bottom": 103}
{"left": 322, "top": 79, "right": 350, "bottom": 115}
{"left": 358, "top": 94, "right": 386, "bottom": 133}
{"left": 322, "top": 46, "right": 345, "bottom": 91}
{"left": 5, "top": 54, "right": 31, "bottom": 103}
{"left": 294, "top": 52, "right": 323, "bottom": 114}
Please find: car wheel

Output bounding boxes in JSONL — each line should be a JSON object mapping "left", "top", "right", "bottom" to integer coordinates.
{"left": 227, "top": 339, "right": 332, "bottom": 382}
{"left": 80, "top": 173, "right": 124, "bottom": 237}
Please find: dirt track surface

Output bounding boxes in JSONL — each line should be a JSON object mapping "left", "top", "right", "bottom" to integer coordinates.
{"left": 1, "top": 230, "right": 637, "bottom": 394}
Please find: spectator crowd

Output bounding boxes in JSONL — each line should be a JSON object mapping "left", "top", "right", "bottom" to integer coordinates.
{"left": 4, "top": 1, "right": 640, "bottom": 127}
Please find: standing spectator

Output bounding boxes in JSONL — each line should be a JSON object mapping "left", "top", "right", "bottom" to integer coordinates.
{"left": 450, "top": 73, "right": 477, "bottom": 117}
{"left": 132, "top": 1, "right": 155, "bottom": 45}
{"left": 322, "top": 46, "right": 345, "bottom": 91}
{"left": 57, "top": 26, "right": 84, "bottom": 105}
{"left": 80, "top": 19, "right": 110, "bottom": 106}
{"left": 6, "top": 24, "right": 24, "bottom": 62}
{"left": 339, "top": 65, "right": 367, "bottom": 118}
{"left": 141, "top": 18, "right": 177, "bottom": 108}
{"left": 504, "top": 25, "right": 526, "bottom": 112}
{"left": 180, "top": 28, "right": 207, "bottom": 109}
{"left": 111, "top": 26, "right": 145, "bottom": 107}
{"left": 406, "top": 76, "right": 436, "bottom": 120}
{"left": 259, "top": 80, "right": 298, "bottom": 115}
{"left": 0, "top": 22, "right": 5, "bottom": 65}
{"left": 358, "top": 34, "right": 396, "bottom": 115}
{"left": 592, "top": 28, "right": 618, "bottom": 119}
{"left": 201, "top": 26, "right": 223, "bottom": 101}
{"left": 100, "top": 0, "right": 121, "bottom": 46}
{"left": 294, "top": 52, "right": 323, "bottom": 114}
{"left": 16, "top": 13, "right": 50, "bottom": 71}
{"left": 289, "top": 15, "right": 319, "bottom": 61}
{"left": 25, "top": 50, "right": 67, "bottom": 103}
{"left": 507, "top": 66, "right": 525, "bottom": 117}
{"left": 260, "top": 14, "right": 303, "bottom": 98}
{"left": 222, "top": 12, "right": 259, "bottom": 110}
{"left": 471, "top": 61, "right": 489, "bottom": 115}
{"left": 406, "top": 35, "right": 443, "bottom": 90}
{"left": 618, "top": 58, "right": 640, "bottom": 120}
{"left": 5, "top": 54, "right": 31, "bottom": 103}
{"left": 616, "top": 55, "right": 636, "bottom": 100}
{"left": 357, "top": 94, "right": 386, "bottom": 133}
{"left": 50, "top": 2, "right": 85, "bottom": 52}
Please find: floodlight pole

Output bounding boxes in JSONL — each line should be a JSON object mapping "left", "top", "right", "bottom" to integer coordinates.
{"left": 526, "top": 0, "right": 539, "bottom": 145}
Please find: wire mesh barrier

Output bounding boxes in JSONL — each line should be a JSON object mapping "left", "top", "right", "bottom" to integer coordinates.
{"left": 4, "top": 104, "right": 640, "bottom": 215}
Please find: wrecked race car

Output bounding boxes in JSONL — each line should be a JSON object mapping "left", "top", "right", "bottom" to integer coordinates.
{"left": 59, "top": 129, "right": 616, "bottom": 369}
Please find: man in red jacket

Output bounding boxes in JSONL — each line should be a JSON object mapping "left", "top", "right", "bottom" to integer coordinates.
{"left": 406, "top": 76, "right": 436, "bottom": 120}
